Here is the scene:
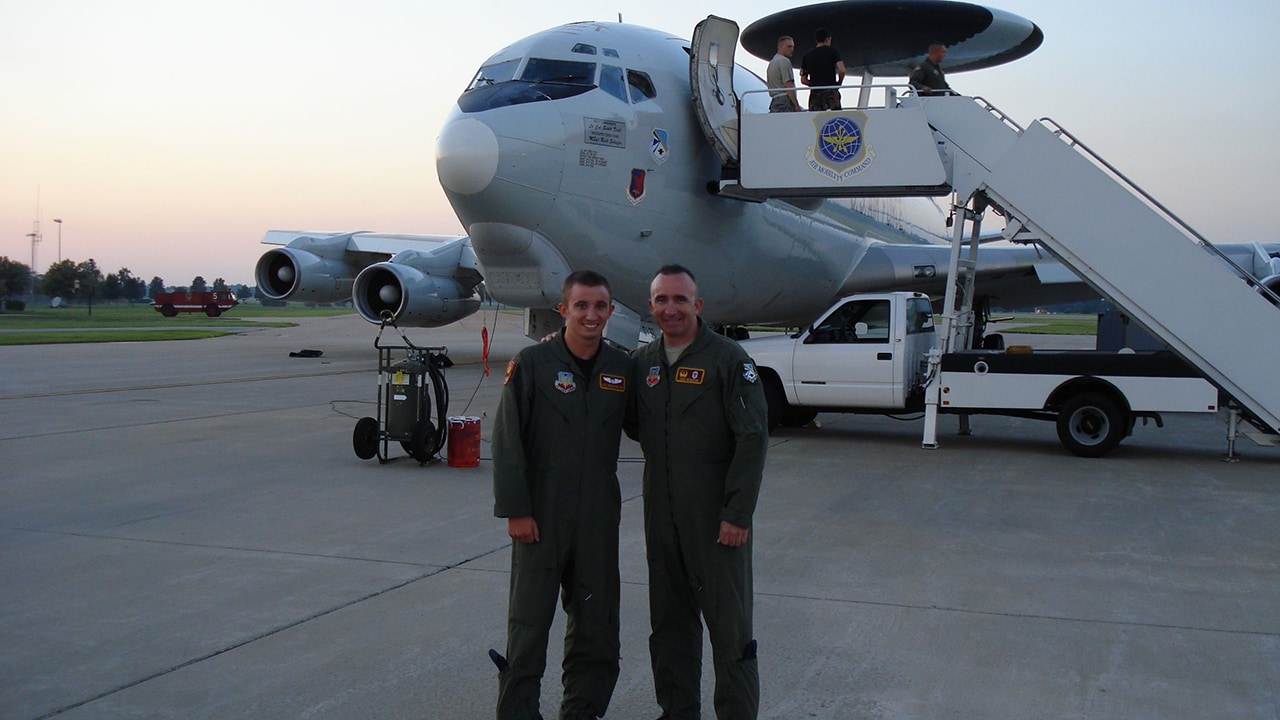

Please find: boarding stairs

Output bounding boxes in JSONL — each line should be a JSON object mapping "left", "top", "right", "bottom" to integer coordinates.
{"left": 917, "top": 96, "right": 1280, "bottom": 439}
{"left": 688, "top": 15, "right": 1280, "bottom": 443}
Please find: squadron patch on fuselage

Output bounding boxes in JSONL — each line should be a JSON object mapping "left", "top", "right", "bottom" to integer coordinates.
{"left": 628, "top": 168, "right": 647, "bottom": 205}
{"left": 651, "top": 128, "right": 670, "bottom": 165}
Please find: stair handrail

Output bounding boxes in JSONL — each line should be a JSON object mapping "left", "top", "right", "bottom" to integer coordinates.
{"left": 1038, "top": 117, "right": 1280, "bottom": 305}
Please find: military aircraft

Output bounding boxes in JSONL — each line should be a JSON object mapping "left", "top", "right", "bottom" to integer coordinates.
{"left": 253, "top": 2, "right": 1280, "bottom": 345}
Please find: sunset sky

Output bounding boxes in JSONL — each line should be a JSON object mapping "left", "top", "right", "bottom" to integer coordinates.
{"left": 3, "top": 0, "right": 1276, "bottom": 287}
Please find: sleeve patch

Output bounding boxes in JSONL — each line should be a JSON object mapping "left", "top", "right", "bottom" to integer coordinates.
{"left": 742, "top": 362, "right": 759, "bottom": 383}
{"left": 503, "top": 358, "right": 518, "bottom": 386}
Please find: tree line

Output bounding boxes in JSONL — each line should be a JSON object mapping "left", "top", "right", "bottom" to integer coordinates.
{"left": 0, "top": 255, "right": 252, "bottom": 308}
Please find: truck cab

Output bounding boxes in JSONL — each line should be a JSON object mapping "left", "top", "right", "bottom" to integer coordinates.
{"left": 742, "top": 292, "right": 936, "bottom": 425}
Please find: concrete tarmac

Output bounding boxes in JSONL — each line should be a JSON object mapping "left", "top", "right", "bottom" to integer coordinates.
{"left": 2, "top": 313, "right": 1278, "bottom": 719}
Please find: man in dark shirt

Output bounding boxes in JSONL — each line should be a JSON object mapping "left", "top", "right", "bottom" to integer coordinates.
{"left": 909, "top": 42, "right": 952, "bottom": 96}
{"left": 800, "top": 28, "right": 846, "bottom": 111}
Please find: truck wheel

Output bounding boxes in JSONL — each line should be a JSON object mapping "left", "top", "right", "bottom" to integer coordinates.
{"left": 353, "top": 416, "right": 379, "bottom": 459}
{"left": 763, "top": 379, "right": 786, "bottom": 432}
{"left": 408, "top": 419, "right": 437, "bottom": 462}
{"left": 160, "top": 303, "right": 178, "bottom": 317}
{"left": 205, "top": 304, "right": 222, "bottom": 317}
{"left": 781, "top": 408, "right": 818, "bottom": 428}
{"left": 1056, "top": 392, "right": 1126, "bottom": 458}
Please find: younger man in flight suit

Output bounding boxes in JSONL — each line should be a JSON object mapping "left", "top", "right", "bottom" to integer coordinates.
{"left": 491, "top": 271, "right": 631, "bottom": 720}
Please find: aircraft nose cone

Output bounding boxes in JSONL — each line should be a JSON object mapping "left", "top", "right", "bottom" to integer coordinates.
{"left": 437, "top": 117, "right": 499, "bottom": 195}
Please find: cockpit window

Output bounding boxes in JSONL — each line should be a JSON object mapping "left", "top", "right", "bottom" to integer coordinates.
{"left": 603, "top": 48, "right": 620, "bottom": 58}
{"left": 521, "top": 58, "right": 596, "bottom": 86}
{"left": 571, "top": 43, "right": 597, "bottom": 56}
{"left": 458, "top": 57, "right": 597, "bottom": 113}
{"left": 628, "top": 70, "right": 656, "bottom": 103}
{"left": 600, "top": 65, "right": 627, "bottom": 103}
{"left": 467, "top": 59, "right": 520, "bottom": 91}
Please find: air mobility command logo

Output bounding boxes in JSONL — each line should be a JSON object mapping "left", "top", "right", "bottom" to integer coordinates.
{"left": 675, "top": 367, "right": 706, "bottom": 385}
{"left": 599, "top": 373, "right": 626, "bottom": 392}
{"left": 806, "top": 111, "right": 875, "bottom": 182}
{"left": 646, "top": 365, "right": 661, "bottom": 388}
{"left": 555, "top": 371, "right": 577, "bottom": 394}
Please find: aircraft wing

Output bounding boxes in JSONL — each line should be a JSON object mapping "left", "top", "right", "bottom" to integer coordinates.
{"left": 255, "top": 230, "right": 484, "bottom": 327}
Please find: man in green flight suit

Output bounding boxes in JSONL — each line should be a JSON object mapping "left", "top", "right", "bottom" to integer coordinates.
{"left": 627, "top": 264, "right": 769, "bottom": 720}
{"left": 491, "top": 270, "right": 632, "bottom": 720}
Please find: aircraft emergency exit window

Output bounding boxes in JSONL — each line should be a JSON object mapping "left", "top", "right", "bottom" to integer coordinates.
{"left": 521, "top": 58, "right": 596, "bottom": 86}
{"left": 468, "top": 59, "right": 520, "bottom": 90}
{"left": 571, "top": 43, "right": 597, "bottom": 55}
{"left": 600, "top": 65, "right": 627, "bottom": 103}
{"left": 627, "top": 70, "right": 656, "bottom": 103}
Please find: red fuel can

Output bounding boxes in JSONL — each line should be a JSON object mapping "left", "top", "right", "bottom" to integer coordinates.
{"left": 447, "top": 416, "right": 481, "bottom": 468}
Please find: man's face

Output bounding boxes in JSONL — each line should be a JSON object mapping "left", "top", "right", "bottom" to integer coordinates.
{"left": 779, "top": 38, "right": 795, "bottom": 58}
{"left": 648, "top": 272, "right": 703, "bottom": 344}
{"left": 559, "top": 283, "right": 613, "bottom": 344}
{"left": 929, "top": 45, "right": 946, "bottom": 63}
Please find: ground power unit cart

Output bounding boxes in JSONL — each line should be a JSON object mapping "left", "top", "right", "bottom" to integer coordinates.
{"left": 353, "top": 318, "right": 451, "bottom": 463}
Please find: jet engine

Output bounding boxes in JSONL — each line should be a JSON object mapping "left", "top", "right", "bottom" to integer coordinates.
{"left": 255, "top": 244, "right": 355, "bottom": 303}
{"left": 353, "top": 254, "right": 482, "bottom": 327}
{"left": 1259, "top": 274, "right": 1280, "bottom": 305}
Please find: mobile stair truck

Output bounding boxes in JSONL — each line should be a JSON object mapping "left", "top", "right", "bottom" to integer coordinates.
{"left": 689, "top": 15, "right": 1280, "bottom": 458}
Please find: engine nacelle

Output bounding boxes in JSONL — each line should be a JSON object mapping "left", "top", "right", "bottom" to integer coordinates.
{"left": 353, "top": 261, "right": 482, "bottom": 327}
{"left": 255, "top": 247, "right": 355, "bottom": 302}
{"left": 1259, "top": 274, "right": 1280, "bottom": 305}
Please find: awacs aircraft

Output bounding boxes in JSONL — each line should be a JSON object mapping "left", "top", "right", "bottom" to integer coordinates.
{"left": 254, "top": 1, "right": 1280, "bottom": 345}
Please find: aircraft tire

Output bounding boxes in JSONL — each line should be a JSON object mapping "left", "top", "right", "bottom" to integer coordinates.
{"left": 353, "top": 416, "right": 380, "bottom": 460}
{"left": 1056, "top": 392, "right": 1126, "bottom": 458}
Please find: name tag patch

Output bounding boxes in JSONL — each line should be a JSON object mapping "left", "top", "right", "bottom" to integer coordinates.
{"left": 599, "top": 373, "right": 626, "bottom": 392}
{"left": 675, "top": 367, "right": 706, "bottom": 385}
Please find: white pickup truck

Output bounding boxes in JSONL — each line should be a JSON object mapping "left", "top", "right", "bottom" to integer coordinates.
{"left": 737, "top": 292, "right": 1220, "bottom": 457}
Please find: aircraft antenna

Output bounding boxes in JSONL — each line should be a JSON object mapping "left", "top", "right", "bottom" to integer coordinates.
{"left": 618, "top": 13, "right": 623, "bottom": 23}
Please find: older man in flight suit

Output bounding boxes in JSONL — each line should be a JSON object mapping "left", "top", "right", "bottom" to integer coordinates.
{"left": 491, "top": 270, "right": 631, "bottom": 720}
{"left": 628, "top": 264, "right": 769, "bottom": 720}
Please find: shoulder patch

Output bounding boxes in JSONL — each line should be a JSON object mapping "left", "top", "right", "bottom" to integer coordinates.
{"left": 742, "top": 362, "right": 759, "bottom": 383}
{"left": 503, "top": 358, "right": 518, "bottom": 386}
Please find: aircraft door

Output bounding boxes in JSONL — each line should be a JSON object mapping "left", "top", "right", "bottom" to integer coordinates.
{"left": 690, "top": 15, "right": 740, "bottom": 166}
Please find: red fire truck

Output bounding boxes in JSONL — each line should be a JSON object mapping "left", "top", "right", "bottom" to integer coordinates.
{"left": 151, "top": 290, "right": 239, "bottom": 317}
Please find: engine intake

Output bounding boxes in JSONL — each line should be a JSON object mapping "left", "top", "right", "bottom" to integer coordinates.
{"left": 254, "top": 247, "right": 354, "bottom": 302}
{"left": 353, "top": 262, "right": 481, "bottom": 327}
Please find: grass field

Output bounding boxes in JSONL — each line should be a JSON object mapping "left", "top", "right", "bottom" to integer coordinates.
{"left": 0, "top": 301, "right": 353, "bottom": 345}
{"left": 0, "top": 301, "right": 1100, "bottom": 345}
